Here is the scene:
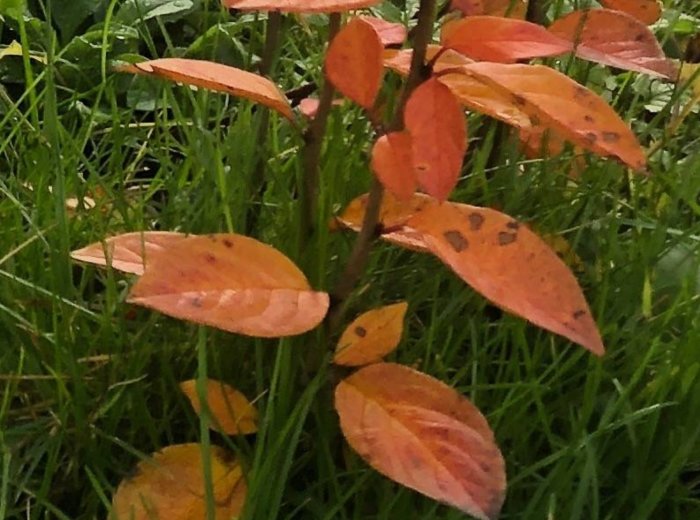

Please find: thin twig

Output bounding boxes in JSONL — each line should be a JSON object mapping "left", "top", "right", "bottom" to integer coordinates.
{"left": 300, "top": 13, "right": 342, "bottom": 243}
{"left": 328, "top": 0, "right": 438, "bottom": 328}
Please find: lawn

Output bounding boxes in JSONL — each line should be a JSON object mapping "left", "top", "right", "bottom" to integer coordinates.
{"left": 1, "top": 0, "right": 699, "bottom": 518}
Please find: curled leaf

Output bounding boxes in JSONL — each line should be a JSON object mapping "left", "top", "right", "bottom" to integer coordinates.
{"left": 549, "top": 9, "right": 677, "bottom": 79}
{"left": 70, "top": 232, "right": 188, "bottom": 275}
{"left": 458, "top": 62, "right": 647, "bottom": 170}
{"left": 359, "top": 16, "right": 407, "bottom": 46}
{"left": 325, "top": 18, "right": 384, "bottom": 110}
{"left": 335, "top": 363, "right": 506, "bottom": 519}
{"left": 110, "top": 443, "right": 246, "bottom": 520}
{"left": 127, "top": 233, "right": 329, "bottom": 337}
{"left": 180, "top": 379, "right": 258, "bottom": 435}
{"left": 116, "top": 58, "right": 293, "bottom": 119}
{"left": 334, "top": 302, "right": 408, "bottom": 366}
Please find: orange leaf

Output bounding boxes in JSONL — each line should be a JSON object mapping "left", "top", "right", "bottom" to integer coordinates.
{"left": 222, "top": 0, "right": 379, "bottom": 13}
{"left": 384, "top": 47, "right": 531, "bottom": 129}
{"left": 335, "top": 363, "right": 506, "bottom": 519}
{"left": 325, "top": 18, "right": 384, "bottom": 110}
{"left": 549, "top": 9, "right": 677, "bottom": 79}
{"left": 359, "top": 16, "right": 407, "bottom": 46}
{"left": 599, "top": 0, "right": 662, "bottom": 25}
{"left": 127, "top": 234, "right": 329, "bottom": 337}
{"left": 70, "top": 232, "right": 188, "bottom": 275}
{"left": 451, "top": 0, "right": 527, "bottom": 17}
{"left": 458, "top": 62, "right": 647, "bottom": 170}
{"left": 441, "top": 16, "right": 572, "bottom": 62}
{"left": 371, "top": 132, "right": 417, "bottom": 200}
{"left": 116, "top": 58, "right": 293, "bottom": 119}
{"left": 518, "top": 125, "right": 566, "bottom": 158}
{"left": 110, "top": 443, "right": 246, "bottom": 520}
{"left": 180, "top": 379, "right": 258, "bottom": 435}
{"left": 337, "top": 192, "right": 435, "bottom": 252}
{"left": 404, "top": 78, "right": 467, "bottom": 201}
{"left": 405, "top": 202, "right": 604, "bottom": 355}
{"left": 333, "top": 302, "right": 408, "bottom": 366}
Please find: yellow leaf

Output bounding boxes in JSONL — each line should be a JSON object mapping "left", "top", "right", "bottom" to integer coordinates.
{"left": 180, "top": 379, "right": 258, "bottom": 435}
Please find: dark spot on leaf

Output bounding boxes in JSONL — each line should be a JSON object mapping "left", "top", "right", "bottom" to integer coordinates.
{"left": 602, "top": 131, "right": 619, "bottom": 143}
{"left": 573, "top": 309, "right": 586, "bottom": 319}
{"left": 443, "top": 230, "right": 469, "bottom": 252}
{"left": 468, "top": 212, "right": 484, "bottom": 231}
{"left": 584, "top": 114, "right": 594, "bottom": 123}
{"left": 354, "top": 326, "right": 367, "bottom": 338}
{"left": 529, "top": 114, "right": 541, "bottom": 126}
{"left": 222, "top": 238, "right": 234, "bottom": 248}
{"left": 583, "top": 132, "right": 597, "bottom": 145}
{"left": 190, "top": 296, "right": 203, "bottom": 308}
{"left": 635, "top": 33, "right": 646, "bottom": 42}
{"left": 204, "top": 253, "right": 216, "bottom": 263}
{"left": 512, "top": 94, "right": 526, "bottom": 106}
{"left": 416, "top": 163, "right": 428, "bottom": 172}
{"left": 506, "top": 221, "right": 520, "bottom": 230}
{"left": 498, "top": 232, "right": 517, "bottom": 246}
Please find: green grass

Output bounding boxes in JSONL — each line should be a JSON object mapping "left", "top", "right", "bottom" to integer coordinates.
{"left": 1, "top": 1, "right": 700, "bottom": 518}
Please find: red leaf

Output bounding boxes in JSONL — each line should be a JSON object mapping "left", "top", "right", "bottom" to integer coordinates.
{"left": 359, "top": 16, "right": 407, "bottom": 46}
{"left": 404, "top": 78, "right": 467, "bottom": 201}
{"left": 599, "top": 0, "right": 662, "bottom": 25}
{"left": 441, "top": 16, "right": 572, "bottom": 62}
{"left": 406, "top": 201, "right": 605, "bottom": 355}
{"left": 116, "top": 58, "right": 293, "bottom": 119}
{"left": 325, "top": 18, "right": 384, "bottom": 110}
{"left": 335, "top": 363, "right": 506, "bottom": 519}
{"left": 371, "top": 132, "right": 417, "bottom": 200}
{"left": 222, "top": 0, "right": 379, "bottom": 13}
{"left": 549, "top": 9, "right": 677, "bottom": 79}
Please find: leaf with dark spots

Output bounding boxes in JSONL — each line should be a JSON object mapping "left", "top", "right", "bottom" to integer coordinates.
{"left": 456, "top": 62, "right": 647, "bottom": 170}
{"left": 334, "top": 303, "right": 408, "bottom": 366}
{"left": 405, "top": 202, "right": 605, "bottom": 355}
{"left": 127, "top": 233, "right": 329, "bottom": 337}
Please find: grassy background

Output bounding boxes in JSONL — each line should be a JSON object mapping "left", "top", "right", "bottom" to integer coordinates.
{"left": 1, "top": 0, "right": 700, "bottom": 518}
